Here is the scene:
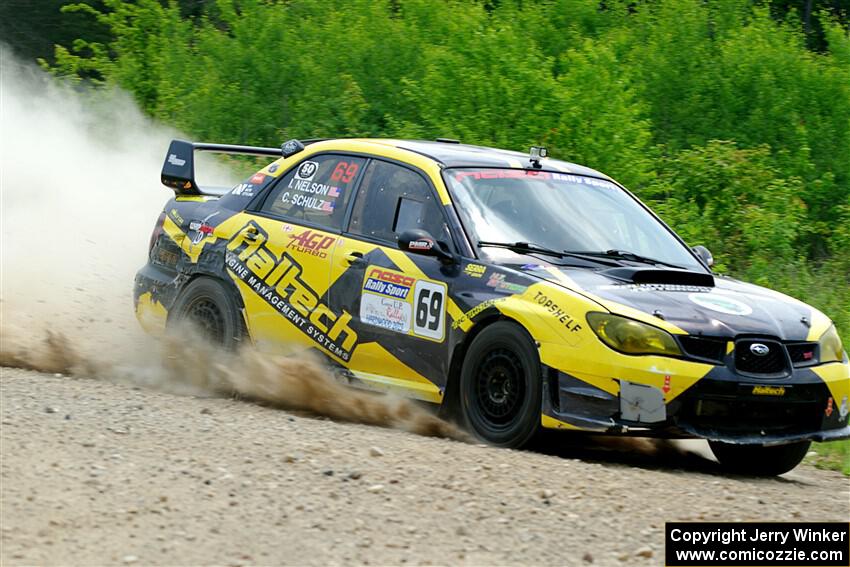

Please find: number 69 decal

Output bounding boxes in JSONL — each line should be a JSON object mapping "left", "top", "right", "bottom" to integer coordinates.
{"left": 413, "top": 280, "right": 446, "bottom": 341}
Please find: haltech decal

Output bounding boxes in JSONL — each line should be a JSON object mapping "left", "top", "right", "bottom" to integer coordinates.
{"left": 226, "top": 222, "right": 357, "bottom": 361}
{"left": 752, "top": 385, "right": 786, "bottom": 396}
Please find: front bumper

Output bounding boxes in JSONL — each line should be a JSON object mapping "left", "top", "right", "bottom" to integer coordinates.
{"left": 133, "top": 263, "right": 184, "bottom": 335}
{"left": 667, "top": 374, "right": 848, "bottom": 443}
{"left": 541, "top": 362, "right": 850, "bottom": 443}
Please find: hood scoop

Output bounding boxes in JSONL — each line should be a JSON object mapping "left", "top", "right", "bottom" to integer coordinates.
{"left": 602, "top": 267, "right": 715, "bottom": 287}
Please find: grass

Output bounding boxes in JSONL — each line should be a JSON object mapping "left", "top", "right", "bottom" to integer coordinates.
{"left": 805, "top": 439, "right": 850, "bottom": 475}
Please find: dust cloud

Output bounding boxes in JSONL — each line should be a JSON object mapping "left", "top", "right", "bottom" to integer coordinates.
{"left": 0, "top": 51, "right": 463, "bottom": 441}
{"left": 1, "top": 52, "right": 169, "bottom": 353}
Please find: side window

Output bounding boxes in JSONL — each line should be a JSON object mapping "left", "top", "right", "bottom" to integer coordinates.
{"left": 349, "top": 160, "right": 452, "bottom": 249}
{"left": 261, "top": 154, "right": 364, "bottom": 231}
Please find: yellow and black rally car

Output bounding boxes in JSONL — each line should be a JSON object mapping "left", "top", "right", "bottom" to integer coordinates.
{"left": 136, "top": 138, "right": 849, "bottom": 475}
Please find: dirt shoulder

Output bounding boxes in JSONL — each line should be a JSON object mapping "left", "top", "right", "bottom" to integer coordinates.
{"left": 2, "top": 369, "right": 848, "bottom": 566}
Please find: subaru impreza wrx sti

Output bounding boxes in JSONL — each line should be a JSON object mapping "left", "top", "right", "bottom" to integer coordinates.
{"left": 135, "top": 138, "right": 849, "bottom": 475}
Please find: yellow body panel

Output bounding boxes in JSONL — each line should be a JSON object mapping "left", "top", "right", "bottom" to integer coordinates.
{"left": 812, "top": 362, "right": 850, "bottom": 407}
{"left": 144, "top": 139, "right": 850, "bottom": 443}
{"left": 348, "top": 343, "right": 443, "bottom": 403}
{"left": 348, "top": 370, "right": 443, "bottom": 403}
{"left": 175, "top": 195, "right": 214, "bottom": 203}
{"left": 331, "top": 239, "right": 446, "bottom": 396}
{"left": 135, "top": 292, "right": 167, "bottom": 335}
{"left": 542, "top": 266, "right": 687, "bottom": 335}
{"left": 161, "top": 215, "right": 217, "bottom": 264}
{"left": 541, "top": 415, "right": 580, "bottom": 430}
{"left": 221, "top": 214, "right": 355, "bottom": 363}
{"left": 486, "top": 280, "right": 714, "bottom": 405}
{"left": 540, "top": 342, "right": 713, "bottom": 401}
{"left": 806, "top": 310, "right": 834, "bottom": 342}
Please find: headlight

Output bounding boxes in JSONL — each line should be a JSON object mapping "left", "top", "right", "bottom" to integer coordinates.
{"left": 818, "top": 325, "right": 845, "bottom": 364}
{"left": 586, "top": 312, "right": 683, "bottom": 356}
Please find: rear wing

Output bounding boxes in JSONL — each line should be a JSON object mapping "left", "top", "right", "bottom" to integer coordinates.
{"left": 160, "top": 139, "right": 314, "bottom": 196}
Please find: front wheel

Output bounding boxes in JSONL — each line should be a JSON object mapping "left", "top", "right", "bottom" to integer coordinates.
{"left": 709, "top": 440, "right": 811, "bottom": 476}
{"left": 459, "top": 321, "right": 541, "bottom": 448}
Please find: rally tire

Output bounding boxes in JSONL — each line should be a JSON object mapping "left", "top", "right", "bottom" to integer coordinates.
{"left": 708, "top": 440, "right": 811, "bottom": 476}
{"left": 168, "top": 277, "right": 245, "bottom": 349}
{"left": 459, "top": 321, "right": 541, "bottom": 448}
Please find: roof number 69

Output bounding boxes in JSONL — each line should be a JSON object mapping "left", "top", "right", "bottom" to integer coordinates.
{"left": 331, "top": 161, "right": 359, "bottom": 183}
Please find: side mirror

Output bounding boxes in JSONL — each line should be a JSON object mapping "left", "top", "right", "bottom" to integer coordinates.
{"left": 692, "top": 245, "right": 714, "bottom": 268}
{"left": 398, "top": 229, "right": 456, "bottom": 264}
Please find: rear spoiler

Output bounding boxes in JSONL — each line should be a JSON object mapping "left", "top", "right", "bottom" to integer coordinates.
{"left": 160, "top": 138, "right": 322, "bottom": 196}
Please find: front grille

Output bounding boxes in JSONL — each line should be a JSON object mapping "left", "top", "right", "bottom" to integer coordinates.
{"left": 679, "top": 336, "right": 726, "bottom": 363}
{"left": 674, "top": 379, "right": 830, "bottom": 438}
{"left": 787, "top": 342, "right": 818, "bottom": 366}
{"left": 735, "top": 339, "right": 788, "bottom": 375}
{"left": 680, "top": 398, "right": 822, "bottom": 436}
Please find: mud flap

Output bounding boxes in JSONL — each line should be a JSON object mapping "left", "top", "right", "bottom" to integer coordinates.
{"left": 620, "top": 381, "right": 666, "bottom": 423}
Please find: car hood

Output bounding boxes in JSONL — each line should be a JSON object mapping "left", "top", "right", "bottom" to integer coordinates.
{"left": 522, "top": 264, "right": 825, "bottom": 341}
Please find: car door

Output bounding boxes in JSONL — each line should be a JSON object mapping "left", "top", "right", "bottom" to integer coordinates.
{"left": 225, "top": 153, "right": 366, "bottom": 361}
{"left": 328, "top": 158, "right": 459, "bottom": 402}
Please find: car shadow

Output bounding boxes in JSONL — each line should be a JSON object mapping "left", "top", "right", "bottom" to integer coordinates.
{"left": 527, "top": 430, "right": 807, "bottom": 482}
{"left": 530, "top": 430, "right": 717, "bottom": 472}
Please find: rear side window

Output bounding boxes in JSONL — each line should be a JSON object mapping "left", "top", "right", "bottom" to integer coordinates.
{"left": 261, "top": 154, "right": 365, "bottom": 231}
{"left": 349, "top": 160, "right": 452, "bottom": 248}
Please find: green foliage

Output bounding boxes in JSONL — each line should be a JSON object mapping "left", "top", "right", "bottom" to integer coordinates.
{"left": 806, "top": 440, "right": 850, "bottom": 476}
{"left": 642, "top": 140, "right": 850, "bottom": 345}
{"left": 47, "top": 0, "right": 850, "bottom": 343}
{"left": 622, "top": 2, "right": 850, "bottom": 255}
{"left": 644, "top": 141, "right": 807, "bottom": 275}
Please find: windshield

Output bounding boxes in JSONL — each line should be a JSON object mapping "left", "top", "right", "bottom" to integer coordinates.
{"left": 444, "top": 168, "right": 703, "bottom": 270}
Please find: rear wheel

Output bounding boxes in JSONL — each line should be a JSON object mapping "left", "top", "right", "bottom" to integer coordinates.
{"left": 709, "top": 440, "right": 811, "bottom": 476}
{"left": 459, "top": 321, "right": 541, "bottom": 448}
{"left": 168, "top": 277, "right": 245, "bottom": 349}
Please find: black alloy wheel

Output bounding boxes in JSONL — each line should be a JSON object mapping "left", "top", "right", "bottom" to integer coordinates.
{"left": 183, "top": 296, "right": 226, "bottom": 344}
{"left": 460, "top": 321, "right": 541, "bottom": 448}
{"left": 475, "top": 347, "right": 526, "bottom": 426}
{"left": 168, "top": 277, "right": 245, "bottom": 349}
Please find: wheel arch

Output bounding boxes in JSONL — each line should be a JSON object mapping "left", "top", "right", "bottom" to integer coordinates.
{"left": 443, "top": 311, "right": 540, "bottom": 417}
{"left": 168, "top": 269, "right": 248, "bottom": 332}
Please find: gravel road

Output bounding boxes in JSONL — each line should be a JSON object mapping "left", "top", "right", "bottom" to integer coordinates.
{"left": 2, "top": 369, "right": 848, "bottom": 566}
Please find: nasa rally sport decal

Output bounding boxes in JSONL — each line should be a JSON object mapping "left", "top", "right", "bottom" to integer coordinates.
{"left": 688, "top": 292, "right": 753, "bottom": 316}
{"left": 360, "top": 266, "right": 446, "bottom": 341}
